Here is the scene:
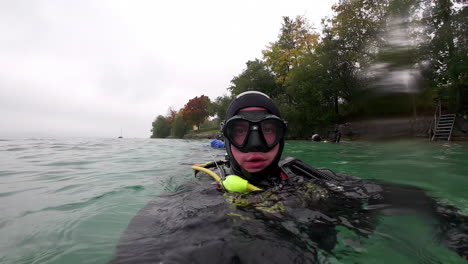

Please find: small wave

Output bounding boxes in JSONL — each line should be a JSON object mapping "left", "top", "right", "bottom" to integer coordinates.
{"left": 90, "top": 143, "right": 109, "bottom": 147}
{"left": 0, "top": 187, "right": 44, "bottom": 198}
{"left": 129, "top": 169, "right": 161, "bottom": 174}
{"left": 0, "top": 170, "right": 28, "bottom": 177}
{"left": 53, "top": 184, "right": 84, "bottom": 193}
{"left": 70, "top": 146, "right": 91, "bottom": 150}
{"left": 44, "top": 160, "right": 97, "bottom": 166}
{"left": 122, "top": 185, "right": 145, "bottom": 191}
{"left": 0, "top": 220, "right": 10, "bottom": 229}
{"left": 5, "top": 147, "right": 27, "bottom": 151}
{"left": 50, "top": 143, "right": 67, "bottom": 147}
{"left": 18, "top": 155, "right": 38, "bottom": 159}
{"left": 21, "top": 185, "right": 145, "bottom": 216}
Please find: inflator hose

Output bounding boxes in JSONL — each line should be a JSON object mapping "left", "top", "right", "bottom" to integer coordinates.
{"left": 192, "top": 166, "right": 262, "bottom": 192}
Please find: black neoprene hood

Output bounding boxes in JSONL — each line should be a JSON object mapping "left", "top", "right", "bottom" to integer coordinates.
{"left": 225, "top": 91, "right": 281, "bottom": 120}
{"left": 224, "top": 91, "right": 285, "bottom": 182}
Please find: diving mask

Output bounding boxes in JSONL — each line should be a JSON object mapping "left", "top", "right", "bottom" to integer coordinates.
{"left": 222, "top": 111, "right": 287, "bottom": 153}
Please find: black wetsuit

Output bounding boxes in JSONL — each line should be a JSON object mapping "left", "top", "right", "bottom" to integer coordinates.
{"left": 109, "top": 158, "right": 467, "bottom": 263}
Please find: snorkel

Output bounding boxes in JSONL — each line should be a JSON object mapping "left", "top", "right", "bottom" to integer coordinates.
{"left": 222, "top": 91, "right": 286, "bottom": 184}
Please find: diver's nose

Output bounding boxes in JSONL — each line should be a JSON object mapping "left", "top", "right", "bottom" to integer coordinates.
{"left": 246, "top": 126, "right": 265, "bottom": 152}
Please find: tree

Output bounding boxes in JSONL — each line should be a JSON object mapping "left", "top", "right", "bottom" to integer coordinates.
{"left": 165, "top": 107, "right": 177, "bottom": 129}
{"left": 262, "top": 16, "right": 320, "bottom": 87}
{"left": 422, "top": 0, "right": 468, "bottom": 112}
{"left": 211, "top": 94, "right": 233, "bottom": 121}
{"left": 171, "top": 111, "right": 189, "bottom": 138}
{"left": 182, "top": 95, "right": 211, "bottom": 130}
{"left": 228, "top": 60, "right": 279, "bottom": 97}
{"left": 282, "top": 53, "right": 336, "bottom": 137}
{"left": 151, "top": 115, "right": 170, "bottom": 138}
{"left": 319, "top": 0, "right": 389, "bottom": 117}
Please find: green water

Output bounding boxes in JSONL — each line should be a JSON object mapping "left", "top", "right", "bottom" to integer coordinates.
{"left": 0, "top": 138, "right": 466, "bottom": 263}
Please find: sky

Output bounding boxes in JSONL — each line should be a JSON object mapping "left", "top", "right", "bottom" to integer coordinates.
{"left": 0, "top": 0, "right": 337, "bottom": 138}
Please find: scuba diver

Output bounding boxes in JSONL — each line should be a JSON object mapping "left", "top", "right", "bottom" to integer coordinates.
{"left": 109, "top": 91, "right": 467, "bottom": 263}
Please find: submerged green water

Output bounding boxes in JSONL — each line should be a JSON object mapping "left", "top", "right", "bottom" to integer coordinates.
{"left": 0, "top": 138, "right": 466, "bottom": 263}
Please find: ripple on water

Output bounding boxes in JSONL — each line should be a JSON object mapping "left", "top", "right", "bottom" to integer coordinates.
{"left": 44, "top": 160, "right": 97, "bottom": 166}
{"left": 52, "top": 184, "right": 85, "bottom": 194}
{"left": 1, "top": 138, "right": 467, "bottom": 264}
{"left": 20, "top": 185, "right": 146, "bottom": 217}
{"left": 0, "top": 187, "right": 45, "bottom": 198}
{"left": 5, "top": 147, "right": 28, "bottom": 151}
{"left": 5, "top": 212, "right": 85, "bottom": 264}
{"left": 0, "top": 170, "right": 29, "bottom": 177}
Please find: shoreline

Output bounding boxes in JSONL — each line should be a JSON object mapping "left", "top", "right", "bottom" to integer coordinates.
{"left": 182, "top": 116, "right": 468, "bottom": 142}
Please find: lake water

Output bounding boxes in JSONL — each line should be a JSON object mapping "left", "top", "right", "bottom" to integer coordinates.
{"left": 0, "top": 138, "right": 466, "bottom": 263}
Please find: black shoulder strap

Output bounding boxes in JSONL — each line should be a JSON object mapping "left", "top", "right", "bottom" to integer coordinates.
{"left": 278, "top": 157, "right": 338, "bottom": 183}
{"left": 278, "top": 157, "right": 382, "bottom": 199}
{"left": 202, "top": 160, "right": 228, "bottom": 169}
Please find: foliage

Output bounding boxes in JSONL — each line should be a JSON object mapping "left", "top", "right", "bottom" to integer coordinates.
{"left": 171, "top": 111, "right": 189, "bottom": 138}
{"left": 262, "top": 16, "right": 320, "bottom": 87}
{"left": 182, "top": 95, "right": 211, "bottom": 130}
{"left": 228, "top": 60, "right": 279, "bottom": 97}
{"left": 151, "top": 0, "right": 468, "bottom": 138}
{"left": 165, "top": 107, "right": 177, "bottom": 129}
{"left": 199, "top": 119, "right": 220, "bottom": 131}
{"left": 422, "top": 0, "right": 468, "bottom": 112}
{"left": 210, "top": 94, "right": 233, "bottom": 121}
{"left": 151, "top": 115, "right": 170, "bottom": 138}
{"left": 319, "top": 0, "right": 389, "bottom": 116}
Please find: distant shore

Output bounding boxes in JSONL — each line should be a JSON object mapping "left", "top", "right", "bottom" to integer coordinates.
{"left": 181, "top": 116, "right": 468, "bottom": 141}
{"left": 183, "top": 131, "right": 219, "bottom": 140}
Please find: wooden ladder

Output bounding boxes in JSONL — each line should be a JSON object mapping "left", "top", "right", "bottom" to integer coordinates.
{"left": 432, "top": 114, "right": 456, "bottom": 141}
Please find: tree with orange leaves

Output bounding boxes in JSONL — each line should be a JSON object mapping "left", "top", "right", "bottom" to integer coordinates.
{"left": 181, "top": 95, "right": 211, "bottom": 130}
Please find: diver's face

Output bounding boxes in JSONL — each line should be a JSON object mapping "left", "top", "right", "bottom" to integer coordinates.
{"left": 231, "top": 144, "right": 279, "bottom": 173}
{"left": 230, "top": 107, "right": 280, "bottom": 173}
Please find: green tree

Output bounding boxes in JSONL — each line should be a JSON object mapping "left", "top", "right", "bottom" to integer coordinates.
{"left": 216, "top": 0, "right": 468, "bottom": 138}
{"left": 262, "top": 16, "right": 320, "bottom": 87}
{"left": 423, "top": 0, "right": 468, "bottom": 112}
{"left": 211, "top": 94, "right": 233, "bottom": 121}
{"left": 259, "top": 16, "right": 332, "bottom": 137}
{"left": 283, "top": 53, "right": 336, "bottom": 137}
{"left": 228, "top": 60, "right": 279, "bottom": 97}
{"left": 171, "top": 111, "right": 188, "bottom": 138}
{"left": 165, "top": 107, "right": 177, "bottom": 130}
{"left": 151, "top": 115, "right": 170, "bottom": 138}
{"left": 182, "top": 95, "right": 211, "bottom": 130}
{"left": 319, "top": 0, "right": 389, "bottom": 117}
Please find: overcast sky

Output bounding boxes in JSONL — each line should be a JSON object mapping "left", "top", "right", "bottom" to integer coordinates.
{"left": 0, "top": 0, "right": 336, "bottom": 138}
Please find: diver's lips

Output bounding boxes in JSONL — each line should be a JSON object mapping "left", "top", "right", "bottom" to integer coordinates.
{"left": 245, "top": 156, "right": 267, "bottom": 162}
{"left": 243, "top": 156, "right": 269, "bottom": 171}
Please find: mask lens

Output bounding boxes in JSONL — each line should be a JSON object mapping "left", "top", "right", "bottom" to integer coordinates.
{"left": 227, "top": 120, "right": 250, "bottom": 146}
{"left": 261, "top": 119, "right": 283, "bottom": 146}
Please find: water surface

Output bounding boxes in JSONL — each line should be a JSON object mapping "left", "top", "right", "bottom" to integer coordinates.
{"left": 0, "top": 138, "right": 466, "bottom": 263}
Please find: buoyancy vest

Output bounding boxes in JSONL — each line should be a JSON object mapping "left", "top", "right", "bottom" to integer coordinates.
{"left": 193, "top": 157, "right": 383, "bottom": 201}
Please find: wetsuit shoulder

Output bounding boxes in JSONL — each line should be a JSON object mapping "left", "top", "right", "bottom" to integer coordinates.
{"left": 279, "top": 157, "right": 382, "bottom": 199}
{"left": 279, "top": 157, "right": 348, "bottom": 182}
